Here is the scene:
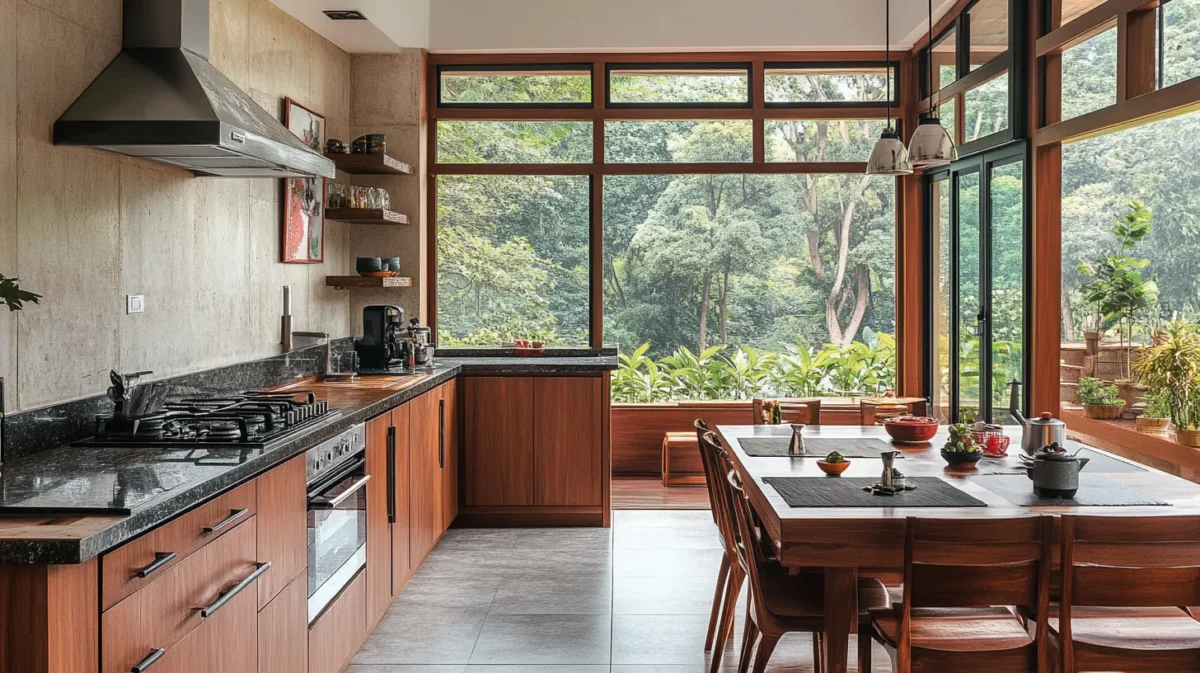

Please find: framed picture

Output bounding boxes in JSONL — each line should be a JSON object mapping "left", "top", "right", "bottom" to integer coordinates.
{"left": 281, "top": 98, "right": 326, "bottom": 263}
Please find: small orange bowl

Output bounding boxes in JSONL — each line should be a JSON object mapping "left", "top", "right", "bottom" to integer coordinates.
{"left": 816, "top": 460, "right": 851, "bottom": 476}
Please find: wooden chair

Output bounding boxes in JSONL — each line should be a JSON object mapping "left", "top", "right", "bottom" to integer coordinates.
{"left": 662, "top": 431, "right": 706, "bottom": 486}
{"left": 1050, "top": 515, "right": 1200, "bottom": 673}
{"left": 860, "top": 397, "right": 928, "bottom": 425}
{"left": 865, "top": 516, "right": 1053, "bottom": 673}
{"left": 725, "top": 462, "right": 892, "bottom": 673}
{"left": 695, "top": 419, "right": 743, "bottom": 670}
{"left": 751, "top": 398, "right": 822, "bottom": 425}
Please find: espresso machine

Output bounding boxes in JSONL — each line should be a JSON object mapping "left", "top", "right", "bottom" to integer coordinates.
{"left": 355, "top": 306, "right": 410, "bottom": 373}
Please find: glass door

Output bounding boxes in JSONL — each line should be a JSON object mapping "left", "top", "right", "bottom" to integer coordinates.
{"left": 926, "top": 142, "right": 1028, "bottom": 424}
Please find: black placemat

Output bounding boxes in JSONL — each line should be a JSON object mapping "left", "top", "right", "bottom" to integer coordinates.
{"left": 740, "top": 436, "right": 898, "bottom": 458}
{"left": 976, "top": 449, "right": 1147, "bottom": 476}
{"left": 762, "top": 477, "right": 988, "bottom": 508}
{"left": 973, "top": 474, "right": 1169, "bottom": 507}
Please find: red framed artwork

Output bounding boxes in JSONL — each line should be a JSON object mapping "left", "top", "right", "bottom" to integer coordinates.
{"left": 281, "top": 98, "right": 326, "bottom": 263}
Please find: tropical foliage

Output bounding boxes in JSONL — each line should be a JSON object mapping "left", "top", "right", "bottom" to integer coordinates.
{"left": 611, "top": 330, "right": 895, "bottom": 403}
{"left": 1134, "top": 320, "right": 1200, "bottom": 430}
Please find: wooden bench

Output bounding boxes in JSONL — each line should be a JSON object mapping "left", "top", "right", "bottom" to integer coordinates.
{"left": 661, "top": 431, "right": 706, "bottom": 487}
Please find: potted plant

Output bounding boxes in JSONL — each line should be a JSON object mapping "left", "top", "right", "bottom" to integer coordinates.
{"left": 1134, "top": 320, "right": 1200, "bottom": 447}
{"left": 1077, "top": 201, "right": 1158, "bottom": 405}
{"left": 941, "top": 423, "right": 983, "bottom": 467}
{"left": 1136, "top": 389, "right": 1171, "bottom": 433}
{"left": 1079, "top": 377, "right": 1125, "bottom": 420}
{"left": 0, "top": 274, "right": 39, "bottom": 312}
{"left": 1081, "top": 313, "right": 1103, "bottom": 358}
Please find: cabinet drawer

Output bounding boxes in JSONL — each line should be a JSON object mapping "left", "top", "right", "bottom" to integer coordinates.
{"left": 308, "top": 571, "right": 366, "bottom": 673}
{"left": 103, "top": 517, "right": 261, "bottom": 673}
{"left": 102, "top": 480, "right": 257, "bottom": 610}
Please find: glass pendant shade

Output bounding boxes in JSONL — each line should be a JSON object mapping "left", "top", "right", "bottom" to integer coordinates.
{"left": 867, "top": 129, "right": 913, "bottom": 175}
{"left": 908, "top": 117, "right": 957, "bottom": 167}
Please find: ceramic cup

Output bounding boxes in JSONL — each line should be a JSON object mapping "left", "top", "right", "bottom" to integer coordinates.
{"left": 365, "top": 134, "right": 387, "bottom": 155}
{"left": 383, "top": 257, "right": 401, "bottom": 272}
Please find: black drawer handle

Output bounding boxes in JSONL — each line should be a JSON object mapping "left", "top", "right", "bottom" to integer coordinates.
{"left": 196, "top": 562, "right": 271, "bottom": 619}
{"left": 135, "top": 552, "right": 177, "bottom": 579}
{"left": 202, "top": 508, "right": 249, "bottom": 534}
{"left": 131, "top": 648, "right": 166, "bottom": 673}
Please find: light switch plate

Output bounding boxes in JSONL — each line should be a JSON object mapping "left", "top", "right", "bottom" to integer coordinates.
{"left": 127, "top": 295, "right": 145, "bottom": 314}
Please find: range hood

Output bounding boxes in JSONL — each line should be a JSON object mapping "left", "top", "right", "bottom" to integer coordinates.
{"left": 53, "top": 0, "right": 335, "bottom": 179}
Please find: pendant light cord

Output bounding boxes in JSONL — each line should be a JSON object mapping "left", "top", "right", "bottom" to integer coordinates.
{"left": 928, "top": 0, "right": 935, "bottom": 115}
{"left": 885, "top": 0, "right": 892, "bottom": 130}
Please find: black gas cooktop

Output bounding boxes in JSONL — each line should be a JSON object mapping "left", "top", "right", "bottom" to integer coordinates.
{"left": 73, "top": 390, "right": 341, "bottom": 450}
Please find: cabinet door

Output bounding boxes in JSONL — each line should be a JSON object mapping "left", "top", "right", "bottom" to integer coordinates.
{"left": 390, "top": 403, "right": 412, "bottom": 592}
{"left": 256, "top": 456, "right": 306, "bottom": 609}
{"left": 439, "top": 379, "right": 459, "bottom": 531}
{"left": 364, "top": 411, "right": 392, "bottom": 628}
{"left": 534, "top": 377, "right": 603, "bottom": 506}
{"left": 409, "top": 389, "right": 442, "bottom": 566}
{"left": 258, "top": 576, "right": 307, "bottom": 673}
{"left": 463, "top": 377, "right": 535, "bottom": 507}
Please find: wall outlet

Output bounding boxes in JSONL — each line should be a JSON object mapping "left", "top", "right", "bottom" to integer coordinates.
{"left": 126, "top": 295, "right": 145, "bottom": 314}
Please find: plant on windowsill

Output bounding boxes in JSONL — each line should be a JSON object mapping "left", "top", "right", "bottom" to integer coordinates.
{"left": 1077, "top": 201, "right": 1158, "bottom": 405}
{"left": 1135, "top": 389, "right": 1172, "bottom": 434}
{"left": 1079, "top": 377, "right": 1125, "bottom": 420}
{"left": 1133, "top": 320, "right": 1200, "bottom": 447}
{"left": 0, "top": 274, "right": 40, "bottom": 312}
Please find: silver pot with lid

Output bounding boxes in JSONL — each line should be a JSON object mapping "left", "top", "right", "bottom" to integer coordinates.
{"left": 1009, "top": 380, "right": 1067, "bottom": 456}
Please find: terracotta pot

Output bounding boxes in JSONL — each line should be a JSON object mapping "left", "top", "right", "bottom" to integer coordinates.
{"left": 1136, "top": 416, "right": 1171, "bottom": 433}
{"left": 1084, "top": 331, "right": 1102, "bottom": 357}
{"left": 1083, "top": 403, "right": 1124, "bottom": 420}
{"left": 1176, "top": 428, "right": 1200, "bottom": 448}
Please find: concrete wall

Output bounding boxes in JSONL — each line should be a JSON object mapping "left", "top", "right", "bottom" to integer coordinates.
{"left": 0, "top": 0, "right": 357, "bottom": 411}
{"left": 347, "top": 51, "right": 427, "bottom": 327}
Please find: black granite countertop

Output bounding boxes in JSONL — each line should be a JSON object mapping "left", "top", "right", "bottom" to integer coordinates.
{"left": 0, "top": 356, "right": 616, "bottom": 565}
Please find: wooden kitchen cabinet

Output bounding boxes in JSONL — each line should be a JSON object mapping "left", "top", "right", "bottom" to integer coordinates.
{"left": 534, "top": 377, "right": 603, "bottom": 506}
{"left": 308, "top": 571, "right": 366, "bottom": 673}
{"left": 459, "top": 374, "right": 608, "bottom": 526}
{"left": 258, "top": 576, "right": 307, "bottom": 673}
{"left": 256, "top": 455, "right": 307, "bottom": 609}
{"left": 409, "top": 388, "right": 442, "bottom": 567}
{"left": 463, "top": 377, "right": 535, "bottom": 507}
{"left": 364, "top": 411, "right": 393, "bottom": 629}
{"left": 390, "top": 403, "right": 412, "bottom": 591}
{"left": 440, "top": 379, "right": 459, "bottom": 532}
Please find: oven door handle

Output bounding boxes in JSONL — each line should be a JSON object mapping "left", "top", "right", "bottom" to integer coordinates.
{"left": 309, "top": 475, "right": 371, "bottom": 510}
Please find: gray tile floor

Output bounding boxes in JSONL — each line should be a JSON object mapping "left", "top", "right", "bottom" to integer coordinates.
{"left": 350, "top": 510, "right": 888, "bottom": 673}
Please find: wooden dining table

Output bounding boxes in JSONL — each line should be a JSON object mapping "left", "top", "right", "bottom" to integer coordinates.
{"left": 715, "top": 423, "right": 1200, "bottom": 673}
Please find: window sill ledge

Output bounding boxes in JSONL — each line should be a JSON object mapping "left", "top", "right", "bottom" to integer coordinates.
{"left": 1063, "top": 408, "right": 1200, "bottom": 481}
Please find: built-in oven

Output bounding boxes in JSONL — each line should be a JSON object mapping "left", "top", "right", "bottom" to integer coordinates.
{"left": 305, "top": 424, "right": 368, "bottom": 623}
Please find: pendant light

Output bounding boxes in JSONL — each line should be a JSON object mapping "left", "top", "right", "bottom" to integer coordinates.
{"left": 867, "top": 0, "right": 913, "bottom": 175}
{"left": 907, "top": 0, "right": 958, "bottom": 167}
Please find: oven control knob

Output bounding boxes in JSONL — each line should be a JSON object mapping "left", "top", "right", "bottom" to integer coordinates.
{"left": 312, "top": 458, "right": 322, "bottom": 471}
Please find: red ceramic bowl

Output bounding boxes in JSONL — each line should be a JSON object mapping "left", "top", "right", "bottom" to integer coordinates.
{"left": 883, "top": 416, "right": 939, "bottom": 443}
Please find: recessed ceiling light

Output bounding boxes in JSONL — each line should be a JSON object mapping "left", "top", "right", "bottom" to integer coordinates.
{"left": 323, "top": 9, "right": 368, "bottom": 20}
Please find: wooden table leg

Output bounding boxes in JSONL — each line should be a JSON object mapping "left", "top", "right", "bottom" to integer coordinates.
{"left": 823, "top": 567, "right": 857, "bottom": 673}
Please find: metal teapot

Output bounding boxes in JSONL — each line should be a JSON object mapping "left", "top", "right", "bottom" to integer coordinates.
{"left": 1009, "top": 380, "right": 1067, "bottom": 456}
{"left": 1024, "top": 444, "right": 1089, "bottom": 498}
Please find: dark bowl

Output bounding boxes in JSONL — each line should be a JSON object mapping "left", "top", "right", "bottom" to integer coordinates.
{"left": 356, "top": 257, "right": 382, "bottom": 273}
{"left": 941, "top": 449, "right": 984, "bottom": 467}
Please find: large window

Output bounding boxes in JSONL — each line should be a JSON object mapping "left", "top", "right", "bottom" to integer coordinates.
{"left": 431, "top": 54, "right": 901, "bottom": 400}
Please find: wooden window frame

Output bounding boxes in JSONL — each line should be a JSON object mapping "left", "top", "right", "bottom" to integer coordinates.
{"left": 426, "top": 51, "right": 918, "bottom": 393}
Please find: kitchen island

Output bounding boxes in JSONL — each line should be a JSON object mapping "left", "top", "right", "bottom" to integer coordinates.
{"left": 0, "top": 355, "right": 615, "bottom": 673}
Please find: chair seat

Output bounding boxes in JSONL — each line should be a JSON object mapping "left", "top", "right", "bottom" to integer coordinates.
{"left": 870, "top": 606, "right": 1033, "bottom": 653}
{"left": 760, "top": 575, "right": 890, "bottom": 618}
{"left": 1047, "top": 606, "right": 1200, "bottom": 652}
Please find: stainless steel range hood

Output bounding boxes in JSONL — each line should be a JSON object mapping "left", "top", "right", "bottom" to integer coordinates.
{"left": 53, "top": 0, "right": 335, "bottom": 179}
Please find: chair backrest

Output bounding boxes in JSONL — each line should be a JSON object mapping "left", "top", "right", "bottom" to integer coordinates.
{"left": 751, "top": 398, "right": 821, "bottom": 425}
{"left": 724, "top": 461, "right": 773, "bottom": 612}
{"left": 897, "top": 516, "right": 1052, "bottom": 666}
{"left": 860, "top": 397, "right": 930, "bottom": 426}
{"left": 694, "top": 420, "right": 737, "bottom": 554}
{"left": 1062, "top": 513, "right": 1200, "bottom": 608}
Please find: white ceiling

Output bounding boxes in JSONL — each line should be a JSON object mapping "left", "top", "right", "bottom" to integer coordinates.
{"left": 272, "top": 0, "right": 957, "bottom": 54}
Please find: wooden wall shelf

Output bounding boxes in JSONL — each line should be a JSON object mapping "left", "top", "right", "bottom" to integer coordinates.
{"left": 326, "top": 209, "right": 410, "bottom": 225}
{"left": 324, "top": 153, "right": 414, "bottom": 175}
{"left": 325, "top": 276, "right": 414, "bottom": 290}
